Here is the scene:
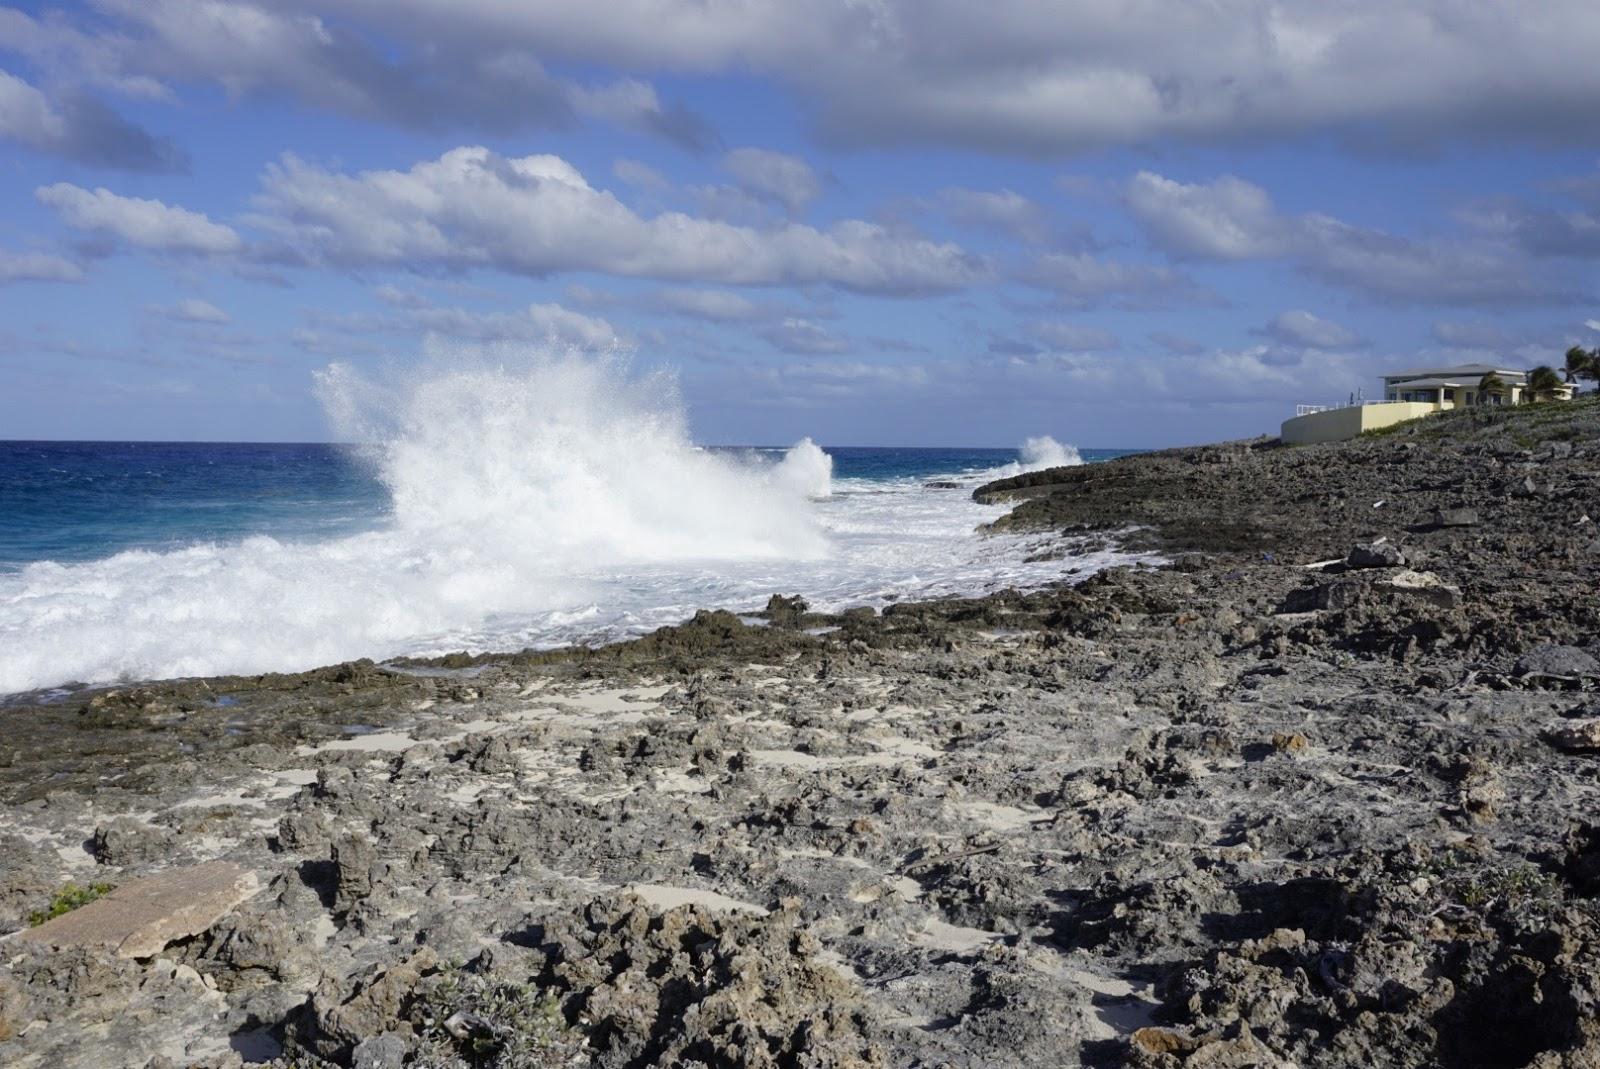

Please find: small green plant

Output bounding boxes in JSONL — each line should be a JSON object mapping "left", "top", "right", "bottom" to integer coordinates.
{"left": 411, "top": 966, "right": 584, "bottom": 1068}
{"left": 29, "top": 881, "right": 115, "bottom": 926}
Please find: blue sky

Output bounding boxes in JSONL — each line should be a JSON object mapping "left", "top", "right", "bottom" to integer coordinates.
{"left": 1, "top": 1, "right": 1598, "bottom": 447}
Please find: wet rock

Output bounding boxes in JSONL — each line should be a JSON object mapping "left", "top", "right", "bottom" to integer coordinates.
{"left": 1347, "top": 541, "right": 1405, "bottom": 568}
{"left": 764, "top": 593, "right": 810, "bottom": 627}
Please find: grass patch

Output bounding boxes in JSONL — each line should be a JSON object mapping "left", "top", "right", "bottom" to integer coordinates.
{"left": 28, "top": 881, "right": 115, "bottom": 926}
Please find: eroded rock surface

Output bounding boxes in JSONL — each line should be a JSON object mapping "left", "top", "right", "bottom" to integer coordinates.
{"left": 3, "top": 398, "right": 1599, "bottom": 1067}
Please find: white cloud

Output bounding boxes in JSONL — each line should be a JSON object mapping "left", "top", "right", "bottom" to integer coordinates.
{"left": 0, "top": 66, "right": 184, "bottom": 171}
{"left": 37, "top": 183, "right": 242, "bottom": 254}
{"left": 936, "top": 187, "right": 1049, "bottom": 241}
{"left": 759, "top": 317, "right": 849, "bottom": 354}
{"left": 249, "top": 146, "right": 981, "bottom": 295}
{"left": 1027, "top": 321, "right": 1120, "bottom": 352}
{"left": 0, "top": 249, "right": 83, "bottom": 283}
{"left": 613, "top": 158, "right": 669, "bottom": 191}
{"left": 650, "top": 288, "right": 765, "bottom": 322}
{"left": 1020, "top": 251, "right": 1199, "bottom": 308}
{"left": 148, "top": 297, "right": 230, "bottom": 323}
{"left": 277, "top": 0, "right": 1600, "bottom": 153}
{"left": 1260, "top": 310, "right": 1361, "bottom": 350}
{"left": 722, "top": 148, "right": 821, "bottom": 215}
{"left": 1128, "top": 171, "right": 1554, "bottom": 305}
{"left": 1126, "top": 172, "right": 1290, "bottom": 260}
{"left": 409, "top": 302, "right": 620, "bottom": 348}
{"left": 6, "top": 1, "right": 708, "bottom": 145}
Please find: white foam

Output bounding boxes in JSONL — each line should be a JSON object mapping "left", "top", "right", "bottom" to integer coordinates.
{"left": 0, "top": 358, "right": 1136, "bottom": 694}
{"left": 770, "top": 437, "right": 833, "bottom": 499}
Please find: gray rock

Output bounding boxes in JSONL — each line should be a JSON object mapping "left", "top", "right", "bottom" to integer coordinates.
{"left": 352, "top": 1032, "right": 408, "bottom": 1069}
{"left": 1347, "top": 541, "right": 1405, "bottom": 568}
{"left": 1307, "top": 569, "right": 1461, "bottom": 612}
{"left": 332, "top": 833, "right": 376, "bottom": 911}
{"left": 1515, "top": 644, "right": 1600, "bottom": 679}
{"left": 1545, "top": 719, "right": 1600, "bottom": 752}
{"left": 90, "top": 818, "right": 176, "bottom": 867}
{"left": 1434, "top": 508, "right": 1479, "bottom": 527}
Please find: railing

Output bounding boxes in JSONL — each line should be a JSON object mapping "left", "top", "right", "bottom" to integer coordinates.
{"left": 1294, "top": 399, "right": 1397, "bottom": 417}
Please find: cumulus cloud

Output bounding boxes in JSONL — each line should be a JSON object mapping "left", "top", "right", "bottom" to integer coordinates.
{"left": 1027, "top": 321, "right": 1120, "bottom": 352}
{"left": 721, "top": 148, "right": 822, "bottom": 215}
{"left": 409, "top": 302, "right": 620, "bottom": 348}
{"left": 1128, "top": 171, "right": 1556, "bottom": 305}
{"left": 759, "top": 317, "right": 850, "bottom": 355}
{"left": 262, "top": 1, "right": 1600, "bottom": 154}
{"left": 1126, "top": 172, "right": 1290, "bottom": 260}
{"left": 648, "top": 287, "right": 766, "bottom": 322}
{"left": 0, "top": 249, "right": 84, "bottom": 283}
{"left": 0, "top": 68, "right": 185, "bottom": 171}
{"left": 1019, "top": 251, "right": 1201, "bottom": 308}
{"left": 1, "top": 1, "right": 708, "bottom": 144}
{"left": 1260, "top": 310, "right": 1362, "bottom": 350}
{"left": 248, "top": 146, "right": 982, "bottom": 295}
{"left": 571, "top": 78, "right": 715, "bottom": 149}
{"left": 148, "top": 297, "right": 230, "bottom": 323}
{"left": 37, "top": 183, "right": 243, "bottom": 254}
{"left": 935, "top": 187, "right": 1050, "bottom": 242}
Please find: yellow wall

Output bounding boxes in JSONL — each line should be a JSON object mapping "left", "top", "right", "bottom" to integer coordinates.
{"left": 1280, "top": 402, "right": 1439, "bottom": 445}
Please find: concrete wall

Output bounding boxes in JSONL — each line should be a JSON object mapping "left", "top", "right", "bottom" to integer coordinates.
{"left": 1280, "top": 402, "right": 1438, "bottom": 445}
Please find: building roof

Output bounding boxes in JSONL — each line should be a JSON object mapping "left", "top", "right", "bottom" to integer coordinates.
{"left": 1382, "top": 363, "right": 1525, "bottom": 381}
{"left": 1387, "top": 377, "right": 1465, "bottom": 390}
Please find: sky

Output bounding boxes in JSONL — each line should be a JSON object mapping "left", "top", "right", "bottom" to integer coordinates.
{"left": 1, "top": 1, "right": 1599, "bottom": 448}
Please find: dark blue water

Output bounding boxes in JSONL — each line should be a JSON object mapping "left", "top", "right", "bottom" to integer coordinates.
{"left": 0, "top": 441, "right": 1132, "bottom": 571}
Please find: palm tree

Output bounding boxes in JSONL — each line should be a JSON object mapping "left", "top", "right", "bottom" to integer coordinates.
{"left": 1564, "top": 346, "right": 1594, "bottom": 389}
{"left": 1477, "top": 371, "right": 1505, "bottom": 406}
{"left": 1527, "top": 364, "right": 1564, "bottom": 402}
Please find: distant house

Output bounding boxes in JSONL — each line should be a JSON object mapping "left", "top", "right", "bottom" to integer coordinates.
{"left": 1380, "top": 363, "right": 1572, "bottom": 408}
{"left": 1281, "top": 362, "right": 1574, "bottom": 445}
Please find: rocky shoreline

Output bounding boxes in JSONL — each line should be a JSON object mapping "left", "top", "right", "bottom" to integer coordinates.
{"left": 3, "top": 398, "right": 1599, "bottom": 1068}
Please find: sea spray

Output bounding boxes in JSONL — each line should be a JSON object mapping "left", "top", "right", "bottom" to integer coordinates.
{"left": 770, "top": 438, "right": 833, "bottom": 499}
{"left": 0, "top": 352, "right": 828, "bottom": 693}
{"left": 1019, "top": 435, "right": 1082, "bottom": 471}
{"left": 0, "top": 393, "right": 1138, "bottom": 694}
{"left": 981, "top": 434, "right": 1084, "bottom": 480}
{"left": 317, "top": 354, "right": 827, "bottom": 562}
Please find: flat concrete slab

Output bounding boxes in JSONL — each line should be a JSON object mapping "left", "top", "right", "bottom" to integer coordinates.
{"left": 17, "top": 861, "right": 259, "bottom": 959}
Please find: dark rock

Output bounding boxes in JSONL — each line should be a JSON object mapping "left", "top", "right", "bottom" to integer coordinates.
{"left": 1347, "top": 541, "right": 1405, "bottom": 568}
{"left": 1291, "top": 569, "right": 1461, "bottom": 612}
{"left": 763, "top": 593, "right": 810, "bottom": 627}
{"left": 1516, "top": 644, "right": 1600, "bottom": 679}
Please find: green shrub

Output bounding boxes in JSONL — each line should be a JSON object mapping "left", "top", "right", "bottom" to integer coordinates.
{"left": 28, "top": 881, "right": 115, "bottom": 926}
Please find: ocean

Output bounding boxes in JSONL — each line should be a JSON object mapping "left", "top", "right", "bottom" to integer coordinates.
{"left": 0, "top": 358, "right": 1142, "bottom": 696}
